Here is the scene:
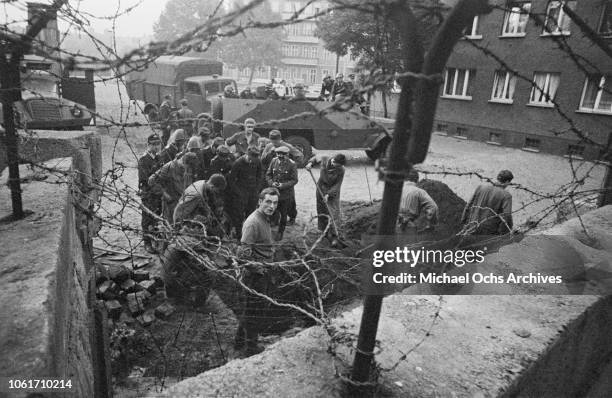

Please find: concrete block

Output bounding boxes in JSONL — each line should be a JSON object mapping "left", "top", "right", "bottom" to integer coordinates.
{"left": 120, "top": 279, "right": 140, "bottom": 293}
{"left": 132, "top": 270, "right": 150, "bottom": 282}
{"left": 139, "top": 279, "right": 156, "bottom": 294}
{"left": 97, "top": 280, "right": 119, "bottom": 300}
{"left": 136, "top": 311, "right": 156, "bottom": 327}
{"left": 135, "top": 289, "right": 152, "bottom": 304}
{"left": 104, "top": 300, "right": 123, "bottom": 320}
{"left": 155, "top": 302, "right": 176, "bottom": 319}
{"left": 106, "top": 263, "right": 131, "bottom": 282}
{"left": 126, "top": 294, "right": 145, "bottom": 316}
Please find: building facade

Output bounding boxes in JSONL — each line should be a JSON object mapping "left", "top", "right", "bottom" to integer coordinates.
{"left": 226, "top": 0, "right": 356, "bottom": 88}
{"left": 433, "top": 0, "right": 611, "bottom": 160}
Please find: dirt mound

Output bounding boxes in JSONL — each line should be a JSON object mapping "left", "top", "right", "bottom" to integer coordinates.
{"left": 342, "top": 179, "right": 466, "bottom": 240}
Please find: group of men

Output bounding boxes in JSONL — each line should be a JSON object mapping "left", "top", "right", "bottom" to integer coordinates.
{"left": 138, "top": 117, "right": 348, "bottom": 254}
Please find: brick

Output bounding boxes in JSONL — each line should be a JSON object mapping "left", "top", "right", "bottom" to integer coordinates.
{"left": 135, "top": 289, "right": 152, "bottom": 303}
{"left": 126, "top": 293, "right": 145, "bottom": 316}
{"left": 120, "top": 279, "right": 140, "bottom": 293}
{"left": 104, "top": 299, "right": 123, "bottom": 320}
{"left": 136, "top": 311, "right": 155, "bottom": 327}
{"left": 154, "top": 302, "right": 175, "bottom": 319}
{"left": 97, "top": 280, "right": 119, "bottom": 300}
{"left": 138, "top": 280, "right": 156, "bottom": 294}
{"left": 155, "top": 289, "right": 167, "bottom": 300}
{"left": 132, "top": 270, "right": 150, "bottom": 282}
{"left": 106, "top": 263, "right": 131, "bottom": 282}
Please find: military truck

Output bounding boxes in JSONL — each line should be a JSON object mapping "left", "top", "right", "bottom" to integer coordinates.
{"left": 125, "top": 56, "right": 238, "bottom": 121}
{"left": 212, "top": 96, "right": 386, "bottom": 162}
{"left": 0, "top": 55, "right": 95, "bottom": 130}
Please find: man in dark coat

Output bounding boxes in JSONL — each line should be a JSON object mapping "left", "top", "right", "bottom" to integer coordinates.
{"left": 306, "top": 153, "right": 346, "bottom": 246}
{"left": 265, "top": 146, "right": 298, "bottom": 241}
{"left": 320, "top": 75, "right": 334, "bottom": 101}
{"left": 331, "top": 73, "right": 348, "bottom": 101}
{"left": 138, "top": 133, "right": 163, "bottom": 253}
{"left": 228, "top": 146, "right": 264, "bottom": 239}
{"left": 158, "top": 129, "right": 187, "bottom": 164}
{"left": 462, "top": 170, "right": 514, "bottom": 235}
{"left": 176, "top": 98, "right": 195, "bottom": 136}
{"left": 173, "top": 174, "right": 227, "bottom": 237}
{"left": 159, "top": 94, "right": 173, "bottom": 146}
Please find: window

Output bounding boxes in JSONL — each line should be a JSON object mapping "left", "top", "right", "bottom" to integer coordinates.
{"left": 443, "top": 68, "right": 475, "bottom": 99}
{"left": 456, "top": 127, "right": 468, "bottom": 138}
{"left": 502, "top": 2, "right": 531, "bottom": 36}
{"left": 488, "top": 132, "right": 502, "bottom": 144}
{"left": 435, "top": 123, "right": 448, "bottom": 134}
{"left": 567, "top": 144, "right": 585, "bottom": 157}
{"left": 491, "top": 70, "right": 517, "bottom": 102}
{"left": 309, "top": 69, "right": 317, "bottom": 83}
{"left": 579, "top": 75, "right": 612, "bottom": 114}
{"left": 464, "top": 16, "right": 482, "bottom": 38}
{"left": 599, "top": 1, "right": 612, "bottom": 37}
{"left": 524, "top": 137, "right": 541, "bottom": 150}
{"left": 529, "top": 72, "right": 560, "bottom": 106}
{"left": 204, "top": 82, "right": 221, "bottom": 94}
{"left": 543, "top": 1, "right": 576, "bottom": 35}
{"left": 184, "top": 82, "right": 201, "bottom": 95}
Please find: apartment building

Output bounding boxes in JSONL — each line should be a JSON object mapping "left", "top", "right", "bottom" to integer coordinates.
{"left": 433, "top": 0, "right": 611, "bottom": 160}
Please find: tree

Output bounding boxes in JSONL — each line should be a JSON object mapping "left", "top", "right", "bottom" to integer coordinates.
{"left": 153, "top": 0, "right": 223, "bottom": 43}
{"left": 213, "top": 0, "right": 284, "bottom": 85}
{"left": 316, "top": 0, "right": 442, "bottom": 116}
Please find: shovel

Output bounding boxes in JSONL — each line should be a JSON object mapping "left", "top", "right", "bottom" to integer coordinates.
{"left": 306, "top": 168, "right": 348, "bottom": 248}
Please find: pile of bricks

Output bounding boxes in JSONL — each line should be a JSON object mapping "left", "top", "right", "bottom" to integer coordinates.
{"left": 95, "top": 261, "right": 176, "bottom": 327}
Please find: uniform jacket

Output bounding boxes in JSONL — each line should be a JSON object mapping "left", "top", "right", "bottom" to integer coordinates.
{"left": 159, "top": 144, "right": 180, "bottom": 165}
{"left": 149, "top": 159, "right": 190, "bottom": 203}
{"left": 210, "top": 154, "right": 234, "bottom": 177}
{"left": 461, "top": 183, "right": 513, "bottom": 235}
{"left": 138, "top": 151, "right": 160, "bottom": 193}
{"left": 266, "top": 157, "right": 298, "bottom": 200}
{"left": 332, "top": 81, "right": 348, "bottom": 99}
{"left": 230, "top": 155, "right": 263, "bottom": 192}
{"left": 261, "top": 141, "right": 304, "bottom": 169}
{"left": 196, "top": 146, "right": 216, "bottom": 180}
{"left": 159, "top": 100, "right": 172, "bottom": 125}
{"left": 226, "top": 131, "right": 261, "bottom": 155}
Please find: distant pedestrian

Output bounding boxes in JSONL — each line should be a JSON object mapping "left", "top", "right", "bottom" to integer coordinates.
{"left": 305, "top": 153, "right": 346, "bottom": 246}
{"left": 159, "top": 94, "right": 173, "bottom": 145}
{"left": 331, "top": 73, "right": 348, "bottom": 101}
{"left": 138, "top": 133, "right": 163, "bottom": 253}
{"left": 266, "top": 146, "right": 298, "bottom": 241}
{"left": 462, "top": 170, "right": 514, "bottom": 235}
{"left": 226, "top": 118, "right": 261, "bottom": 157}
{"left": 159, "top": 129, "right": 187, "bottom": 164}
{"left": 320, "top": 75, "right": 334, "bottom": 101}
{"left": 176, "top": 98, "right": 195, "bottom": 136}
{"left": 398, "top": 169, "right": 438, "bottom": 233}
{"left": 149, "top": 151, "right": 199, "bottom": 224}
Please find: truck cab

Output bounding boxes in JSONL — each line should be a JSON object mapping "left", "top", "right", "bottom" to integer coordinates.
{"left": 182, "top": 76, "right": 237, "bottom": 116}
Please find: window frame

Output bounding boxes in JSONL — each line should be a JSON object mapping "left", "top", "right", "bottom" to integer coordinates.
{"left": 578, "top": 75, "right": 612, "bottom": 115}
{"left": 528, "top": 72, "right": 560, "bottom": 107}
{"left": 490, "top": 69, "right": 517, "bottom": 103}
{"left": 442, "top": 68, "right": 474, "bottom": 100}
{"left": 598, "top": 1, "right": 612, "bottom": 37}
{"left": 501, "top": 1, "right": 532, "bottom": 37}
{"left": 487, "top": 132, "right": 503, "bottom": 145}
{"left": 542, "top": 0, "right": 576, "bottom": 36}
{"left": 524, "top": 137, "right": 541, "bottom": 151}
{"left": 464, "top": 15, "right": 483, "bottom": 39}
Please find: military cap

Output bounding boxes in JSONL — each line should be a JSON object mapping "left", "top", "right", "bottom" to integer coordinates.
{"left": 173, "top": 129, "right": 186, "bottom": 142}
{"left": 147, "top": 133, "right": 161, "bottom": 144}
{"left": 187, "top": 136, "right": 201, "bottom": 150}
{"left": 274, "top": 146, "right": 290, "bottom": 154}
{"left": 269, "top": 130, "right": 282, "bottom": 140}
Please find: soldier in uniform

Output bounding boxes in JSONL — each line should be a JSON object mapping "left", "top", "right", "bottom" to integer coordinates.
{"left": 159, "top": 94, "right": 173, "bottom": 146}
{"left": 138, "top": 133, "right": 163, "bottom": 253}
{"left": 159, "top": 129, "right": 187, "bottom": 164}
{"left": 196, "top": 127, "right": 215, "bottom": 180}
{"left": 331, "top": 73, "right": 348, "bottom": 101}
{"left": 226, "top": 118, "right": 261, "bottom": 158}
{"left": 173, "top": 174, "right": 227, "bottom": 237}
{"left": 176, "top": 98, "right": 195, "bottom": 136}
{"left": 228, "top": 146, "right": 264, "bottom": 239}
{"left": 261, "top": 130, "right": 304, "bottom": 170}
{"left": 149, "top": 151, "right": 199, "bottom": 224}
{"left": 224, "top": 84, "right": 239, "bottom": 98}
{"left": 265, "top": 146, "right": 298, "bottom": 241}
{"left": 320, "top": 75, "right": 334, "bottom": 101}
{"left": 210, "top": 145, "right": 234, "bottom": 178}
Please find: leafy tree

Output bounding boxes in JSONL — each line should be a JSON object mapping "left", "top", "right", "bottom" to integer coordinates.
{"left": 153, "top": 0, "right": 222, "bottom": 42}
{"left": 214, "top": 0, "right": 284, "bottom": 85}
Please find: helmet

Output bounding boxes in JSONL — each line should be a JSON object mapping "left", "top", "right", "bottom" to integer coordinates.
{"left": 187, "top": 136, "right": 201, "bottom": 150}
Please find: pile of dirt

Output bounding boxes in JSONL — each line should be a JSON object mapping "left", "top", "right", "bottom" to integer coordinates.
{"left": 342, "top": 179, "right": 467, "bottom": 241}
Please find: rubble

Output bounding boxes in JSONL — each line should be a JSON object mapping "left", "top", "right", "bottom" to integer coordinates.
{"left": 155, "top": 302, "right": 176, "bottom": 319}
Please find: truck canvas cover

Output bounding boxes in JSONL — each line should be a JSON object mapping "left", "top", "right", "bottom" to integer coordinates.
{"left": 128, "top": 56, "right": 223, "bottom": 86}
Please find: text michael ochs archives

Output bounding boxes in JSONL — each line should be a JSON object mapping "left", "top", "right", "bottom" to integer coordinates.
{"left": 370, "top": 247, "right": 563, "bottom": 285}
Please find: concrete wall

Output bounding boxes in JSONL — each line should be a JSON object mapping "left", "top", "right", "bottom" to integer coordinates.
{"left": 162, "top": 205, "right": 612, "bottom": 397}
{"left": 0, "top": 132, "right": 104, "bottom": 397}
